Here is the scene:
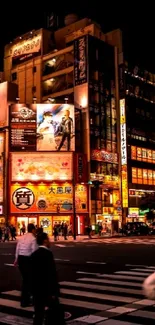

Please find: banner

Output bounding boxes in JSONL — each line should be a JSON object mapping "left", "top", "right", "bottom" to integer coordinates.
{"left": 74, "top": 36, "right": 87, "bottom": 86}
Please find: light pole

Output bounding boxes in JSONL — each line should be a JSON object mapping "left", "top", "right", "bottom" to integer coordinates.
{"left": 73, "top": 175, "right": 76, "bottom": 240}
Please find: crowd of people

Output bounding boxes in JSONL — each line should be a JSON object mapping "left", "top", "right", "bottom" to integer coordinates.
{"left": 0, "top": 224, "right": 16, "bottom": 242}
{"left": 14, "top": 223, "right": 65, "bottom": 325}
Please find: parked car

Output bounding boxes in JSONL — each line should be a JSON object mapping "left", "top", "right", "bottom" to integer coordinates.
{"left": 121, "top": 222, "right": 151, "bottom": 236}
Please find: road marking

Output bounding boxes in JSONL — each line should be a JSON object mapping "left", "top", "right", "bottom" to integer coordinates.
{"left": 2, "top": 291, "right": 20, "bottom": 296}
{"left": 77, "top": 277, "right": 142, "bottom": 287}
{"left": 107, "top": 306, "right": 136, "bottom": 314}
{"left": 60, "top": 281, "right": 142, "bottom": 295}
{"left": 0, "top": 298, "right": 33, "bottom": 311}
{"left": 1, "top": 291, "right": 114, "bottom": 311}
{"left": 76, "top": 271, "right": 101, "bottom": 276}
{"left": 99, "top": 274, "right": 145, "bottom": 281}
{"left": 74, "top": 315, "right": 107, "bottom": 323}
{"left": 134, "top": 299, "right": 155, "bottom": 306}
{"left": 0, "top": 312, "right": 32, "bottom": 324}
{"left": 4, "top": 264, "right": 14, "bottom": 267}
{"left": 115, "top": 270, "right": 151, "bottom": 276}
{"left": 86, "top": 261, "right": 106, "bottom": 265}
{"left": 131, "top": 268, "right": 154, "bottom": 273}
{"left": 55, "top": 258, "right": 70, "bottom": 262}
{"left": 60, "top": 288, "right": 137, "bottom": 303}
{"left": 125, "top": 264, "right": 155, "bottom": 268}
{"left": 54, "top": 244, "right": 66, "bottom": 247}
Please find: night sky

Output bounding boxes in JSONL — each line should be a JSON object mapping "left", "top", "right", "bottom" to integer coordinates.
{"left": 0, "top": 3, "right": 154, "bottom": 71}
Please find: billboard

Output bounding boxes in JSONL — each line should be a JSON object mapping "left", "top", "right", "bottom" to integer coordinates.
{"left": 10, "top": 103, "right": 75, "bottom": 152}
{"left": 37, "top": 104, "right": 74, "bottom": 151}
{"left": 74, "top": 36, "right": 88, "bottom": 86}
{"left": 10, "top": 183, "right": 88, "bottom": 213}
{"left": 10, "top": 104, "right": 37, "bottom": 151}
{"left": 11, "top": 35, "right": 41, "bottom": 66}
{"left": 11, "top": 183, "right": 73, "bottom": 213}
{"left": 11, "top": 152, "right": 73, "bottom": 181}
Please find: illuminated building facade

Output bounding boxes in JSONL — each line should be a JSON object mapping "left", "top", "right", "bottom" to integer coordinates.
{"left": 119, "top": 63, "right": 155, "bottom": 222}
{"left": 3, "top": 15, "right": 124, "bottom": 233}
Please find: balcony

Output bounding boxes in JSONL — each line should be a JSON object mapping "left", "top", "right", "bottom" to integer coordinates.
{"left": 42, "top": 72, "right": 73, "bottom": 97}
{"left": 42, "top": 52, "right": 74, "bottom": 77}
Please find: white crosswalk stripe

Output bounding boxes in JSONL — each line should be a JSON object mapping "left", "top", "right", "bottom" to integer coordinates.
{"left": 0, "top": 265, "right": 155, "bottom": 324}
{"left": 83, "top": 237, "right": 155, "bottom": 245}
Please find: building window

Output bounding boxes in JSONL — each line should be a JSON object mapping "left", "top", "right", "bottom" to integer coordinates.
{"left": 132, "top": 167, "right": 155, "bottom": 185}
{"left": 12, "top": 72, "right": 17, "bottom": 81}
{"left": 33, "top": 66, "right": 37, "bottom": 73}
{"left": 131, "top": 145, "right": 155, "bottom": 163}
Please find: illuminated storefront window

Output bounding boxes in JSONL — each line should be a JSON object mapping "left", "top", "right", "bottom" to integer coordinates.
{"left": 131, "top": 146, "right": 155, "bottom": 163}
{"left": 132, "top": 167, "right": 155, "bottom": 185}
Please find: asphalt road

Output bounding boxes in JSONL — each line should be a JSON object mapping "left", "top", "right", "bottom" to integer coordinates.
{"left": 0, "top": 239, "right": 155, "bottom": 324}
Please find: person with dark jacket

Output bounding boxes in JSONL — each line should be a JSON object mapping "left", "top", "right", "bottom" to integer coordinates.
{"left": 31, "top": 232, "right": 65, "bottom": 325}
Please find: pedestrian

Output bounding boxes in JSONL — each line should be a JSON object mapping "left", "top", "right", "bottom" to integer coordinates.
{"left": 3, "top": 225, "right": 10, "bottom": 242}
{"left": 10, "top": 225, "right": 16, "bottom": 241}
{"left": 14, "top": 223, "right": 38, "bottom": 307}
{"left": 31, "top": 232, "right": 65, "bottom": 325}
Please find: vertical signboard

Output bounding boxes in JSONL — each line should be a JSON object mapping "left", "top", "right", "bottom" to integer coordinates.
{"left": 120, "top": 99, "right": 128, "bottom": 208}
{"left": 74, "top": 36, "right": 87, "bottom": 86}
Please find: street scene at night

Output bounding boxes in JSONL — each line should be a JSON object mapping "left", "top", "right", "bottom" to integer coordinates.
{"left": 0, "top": 3, "right": 155, "bottom": 325}
{"left": 0, "top": 238, "right": 155, "bottom": 324}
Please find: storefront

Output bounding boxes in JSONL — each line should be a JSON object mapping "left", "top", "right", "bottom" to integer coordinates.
{"left": 127, "top": 207, "right": 147, "bottom": 223}
{"left": 9, "top": 153, "right": 88, "bottom": 235}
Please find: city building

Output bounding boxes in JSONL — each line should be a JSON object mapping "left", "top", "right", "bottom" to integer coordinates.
{"left": 3, "top": 14, "right": 122, "bottom": 235}
{"left": 119, "top": 62, "right": 155, "bottom": 223}
{"left": 3, "top": 13, "right": 154, "bottom": 234}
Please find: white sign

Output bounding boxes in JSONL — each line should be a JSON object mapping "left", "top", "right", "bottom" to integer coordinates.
{"left": 12, "top": 187, "right": 34, "bottom": 210}
{"left": 120, "top": 122, "right": 127, "bottom": 165}
{"left": 11, "top": 35, "right": 41, "bottom": 58}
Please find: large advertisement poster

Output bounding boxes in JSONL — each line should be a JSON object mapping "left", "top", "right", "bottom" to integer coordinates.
{"left": 10, "top": 104, "right": 37, "bottom": 151}
{"left": 37, "top": 104, "right": 75, "bottom": 151}
{"left": 11, "top": 183, "right": 73, "bottom": 213}
{"left": 10, "top": 183, "right": 88, "bottom": 214}
{"left": 11, "top": 152, "right": 73, "bottom": 181}
{"left": 10, "top": 103, "right": 75, "bottom": 152}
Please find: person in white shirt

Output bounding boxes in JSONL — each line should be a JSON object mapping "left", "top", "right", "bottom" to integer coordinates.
{"left": 14, "top": 223, "right": 38, "bottom": 307}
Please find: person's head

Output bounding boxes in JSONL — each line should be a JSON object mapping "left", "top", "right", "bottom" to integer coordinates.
{"left": 27, "top": 223, "right": 36, "bottom": 235}
{"left": 43, "top": 111, "right": 53, "bottom": 122}
{"left": 37, "top": 232, "right": 50, "bottom": 248}
{"left": 64, "top": 110, "right": 70, "bottom": 120}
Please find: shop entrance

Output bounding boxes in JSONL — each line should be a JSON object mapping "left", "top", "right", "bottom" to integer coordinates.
{"left": 17, "top": 217, "right": 37, "bottom": 235}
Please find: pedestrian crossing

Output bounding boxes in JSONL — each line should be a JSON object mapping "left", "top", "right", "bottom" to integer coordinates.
{"left": 0, "top": 265, "right": 155, "bottom": 324}
{"left": 83, "top": 237, "right": 155, "bottom": 245}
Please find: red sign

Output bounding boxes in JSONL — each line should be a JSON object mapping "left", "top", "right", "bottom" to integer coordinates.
{"left": 91, "top": 150, "right": 118, "bottom": 163}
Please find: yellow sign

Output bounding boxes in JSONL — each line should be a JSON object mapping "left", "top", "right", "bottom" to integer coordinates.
{"left": 120, "top": 99, "right": 126, "bottom": 124}
{"left": 128, "top": 208, "right": 139, "bottom": 216}
{"left": 122, "top": 166, "right": 128, "bottom": 208}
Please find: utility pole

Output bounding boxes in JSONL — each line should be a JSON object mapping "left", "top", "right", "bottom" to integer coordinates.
{"left": 73, "top": 175, "right": 76, "bottom": 240}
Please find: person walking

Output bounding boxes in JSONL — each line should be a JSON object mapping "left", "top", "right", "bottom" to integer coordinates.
{"left": 31, "top": 232, "right": 65, "bottom": 325}
{"left": 14, "top": 223, "right": 38, "bottom": 307}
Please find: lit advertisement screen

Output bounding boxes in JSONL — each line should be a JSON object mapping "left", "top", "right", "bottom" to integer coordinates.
{"left": 10, "top": 104, "right": 36, "bottom": 151}
{"left": 11, "top": 152, "right": 73, "bottom": 182}
{"left": 10, "top": 103, "right": 75, "bottom": 152}
{"left": 36, "top": 103, "right": 75, "bottom": 151}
